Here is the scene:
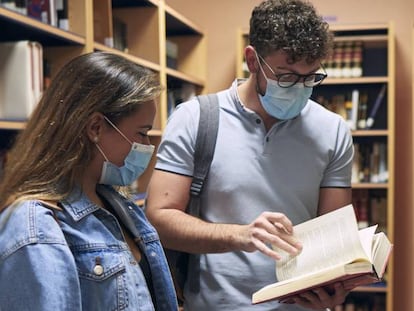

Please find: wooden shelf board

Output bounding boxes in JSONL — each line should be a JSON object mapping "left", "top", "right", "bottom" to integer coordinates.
{"left": 352, "top": 183, "right": 388, "bottom": 189}
{"left": 148, "top": 129, "right": 162, "bottom": 137}
{"left": 323, "top": 77, "right": 388, "bottom": 84}
{"left": 352, "top": 130, "right": 389, "bottom": 136}
{"left": 329, "top": 23, "right": 389, "bottom": 32}
{"left": 166, "top": 67, "right": 205, "bottom": 87}
{"left": 334, "top": 34, "right": 388, "bottom": 43}
{"left": 93, "top": 42, "right": 161, "bottom": 72}
{"left": 0, "top": 120, "right": 26, "bottom": 130}
{"left": 0, "top": 7, "right": 86, "bottom": 46}
{"left": 352, "top": 285, "right": 387, "bottom": 293}
{"left": 0, "top": 122, "right": 163, "bottom": 137}
{"left": 164, "top": 3, "right": 203, "bottom": 36}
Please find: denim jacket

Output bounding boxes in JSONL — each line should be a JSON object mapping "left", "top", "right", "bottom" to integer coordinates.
{"left": 0, "top": 186, "right": 178, "bottom": 311}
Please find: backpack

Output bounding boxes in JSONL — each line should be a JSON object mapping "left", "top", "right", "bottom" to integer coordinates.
{"left": 164, "top": 93, "right": 220, "bottom": 302}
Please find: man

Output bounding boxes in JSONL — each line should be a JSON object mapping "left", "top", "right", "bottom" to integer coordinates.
{"left": 146, "top": 0, "right": 353, "bottom": 310}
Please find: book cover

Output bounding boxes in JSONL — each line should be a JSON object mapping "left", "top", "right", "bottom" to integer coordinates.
{"left": 252, "top": 205, "right": 392, "bottom": 304}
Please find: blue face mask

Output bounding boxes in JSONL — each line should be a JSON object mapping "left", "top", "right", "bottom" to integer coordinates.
{"left": 257, "top": 57, "right": 313, "bottom": 120}
{"left": 96, "top": 118, "right": 155, "bottom": 186}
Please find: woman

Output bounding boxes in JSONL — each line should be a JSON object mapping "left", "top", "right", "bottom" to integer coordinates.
{"left": 0, "top": 52, "right": 178, "bottom": 311}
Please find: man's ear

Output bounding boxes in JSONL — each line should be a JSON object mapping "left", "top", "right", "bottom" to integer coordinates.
{"left": 86, "top": 112, "right": 105, "bottom": 143}
{"left": 245, "top": 45, "right": 260, "bottom": 74}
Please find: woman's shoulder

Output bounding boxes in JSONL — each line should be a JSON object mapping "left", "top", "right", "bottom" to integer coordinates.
{"left": 0, "top": 200, "right": 66, "bottom": 260}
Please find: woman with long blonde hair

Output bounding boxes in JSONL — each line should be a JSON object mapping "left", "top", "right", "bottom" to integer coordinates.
{"left": 0, "top": 52, "right": 178, "bottom": 311}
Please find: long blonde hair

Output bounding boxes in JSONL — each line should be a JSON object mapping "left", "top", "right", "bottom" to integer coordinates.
{"left": 0, "top": 52, "right": 161, "bottom": 210}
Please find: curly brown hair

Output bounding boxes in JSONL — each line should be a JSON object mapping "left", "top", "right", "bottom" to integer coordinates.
{"left": 249, "top": 0, "right": 333, "bottom": 64}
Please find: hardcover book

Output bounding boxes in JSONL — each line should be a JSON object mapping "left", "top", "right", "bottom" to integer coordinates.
{"left": 252, "top": 204, "right": 392, "bottom": 304}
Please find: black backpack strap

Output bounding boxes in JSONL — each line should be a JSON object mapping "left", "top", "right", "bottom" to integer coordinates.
{"left": 96, "top": 185, "right": 158, "bottom": 309}
{"left": 187, "top": 93, "right": 220, "bottom": 216}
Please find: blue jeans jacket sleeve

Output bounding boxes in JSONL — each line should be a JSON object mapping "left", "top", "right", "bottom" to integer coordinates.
{"left": 0, "top": 203, "right": 82, "bottom": 310}
{"left": 0, "top": 191, "right": 178, "bottom": 311}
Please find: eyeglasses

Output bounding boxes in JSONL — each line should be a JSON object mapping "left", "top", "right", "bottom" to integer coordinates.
{"left": 258, "top": 54, "right": 327, "bottom": 88}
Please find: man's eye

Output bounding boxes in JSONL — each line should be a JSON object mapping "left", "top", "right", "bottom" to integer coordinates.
{"left": 139, "top": 132, "right": 149, "bottom": 137}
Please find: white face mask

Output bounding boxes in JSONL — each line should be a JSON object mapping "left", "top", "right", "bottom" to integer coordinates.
{"left": 256, "top": 55, "right": 313, "bottom": 120}
{"left": 96, "top": 117, "right": 154, "bottom": 186}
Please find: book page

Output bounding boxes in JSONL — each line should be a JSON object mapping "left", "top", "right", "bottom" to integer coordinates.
{"left": 358, "top": 225, "right": 378, "bottom": 261}
{"left": 371, "top": 232, "right": 393, "bottom": 278}
{"left": 274, "top": 205, "right": 371, "bottom": 281}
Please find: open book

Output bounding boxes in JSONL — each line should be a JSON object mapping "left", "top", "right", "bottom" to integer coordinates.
{"left": 252, "top": 204, "right": 393, "bottom": 304}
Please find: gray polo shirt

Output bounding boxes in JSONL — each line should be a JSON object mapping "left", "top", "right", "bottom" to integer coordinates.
{"left": 155, "top": 79, "right": 353, "bottom": 310}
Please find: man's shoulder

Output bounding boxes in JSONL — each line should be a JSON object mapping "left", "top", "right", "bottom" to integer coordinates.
{"left": 305, "top": 100, "right": 349, "bottom": 127}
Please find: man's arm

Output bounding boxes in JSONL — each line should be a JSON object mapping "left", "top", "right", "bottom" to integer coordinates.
{"left": 145, "top": 169, "right": 302, "bottom": 260}
{"left": 317, "top": 187, "right": 352, "bottom": 216}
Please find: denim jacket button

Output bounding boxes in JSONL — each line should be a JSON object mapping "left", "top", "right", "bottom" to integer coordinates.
{"left": 93, "top": 264, "right": 104, "bottom": 276}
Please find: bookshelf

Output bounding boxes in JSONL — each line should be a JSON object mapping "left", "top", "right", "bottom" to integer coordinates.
{"left": 0, "top": 0, "right": 206, "bottom": 192}
{"left": 236, "top": 23, "right": 395, "bottom": 311}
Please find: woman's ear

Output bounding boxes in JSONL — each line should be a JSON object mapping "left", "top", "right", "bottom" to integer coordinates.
{"left": 86, "top": 112, "right": 105, "bottom": 143}
{"left": 245, "top": 45, "right": 260, "bottom": 74}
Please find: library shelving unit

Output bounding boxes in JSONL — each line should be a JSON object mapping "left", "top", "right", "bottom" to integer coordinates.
{"left": 0, "top": 0, "right": 206, "bottom": 192}
{"left": 236, "top": 23, "right": 395, "bottom": 311}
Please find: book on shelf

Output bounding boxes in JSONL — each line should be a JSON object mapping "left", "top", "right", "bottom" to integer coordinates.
{"left": 252, "top": 204, "right": 392, "bottom": 305}
{"left": 366, "top": 85, "right": 387, "bottom": 129}
{"left": 350, "top": 89, "right": 359, "bottom": 130}
{"left": 2, "top": 0, "right": 57, "bottom": 27}
{"left": 352, "top": 142, "right": 387, "bottom": 184}
{"left": 166, "top": 39, "right": 178, "bottom": 69}
{"left": 27, "top": 0, "right": 50, "bottom": 24}
{"left": 0, "top": 40, "right": 43, "bottom": 120}
{"left": 324, "top": 41, "right": 364, "bottom": 78}
{"left": 113, "top": 17, "right": 128, "bottom": 52}
{"left": 56, "top": 0, "right": 68, "bottom": 30}
{"left": 166, "top": 83, "right": 197, "bottom": 117}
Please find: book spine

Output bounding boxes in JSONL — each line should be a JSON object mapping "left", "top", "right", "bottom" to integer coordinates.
{"left": 366, "top": 85, "right": 387, "bottom": 129}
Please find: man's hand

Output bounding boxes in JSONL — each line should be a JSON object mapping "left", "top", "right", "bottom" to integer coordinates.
{"left": 280, "top": 282, "right": 348, "bottom": 310}
{"left": 236, "top": 211, "right": 303, "bottom": 260}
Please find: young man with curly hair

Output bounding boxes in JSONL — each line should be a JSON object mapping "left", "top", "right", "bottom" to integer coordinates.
{"left": 146, "top": 0, "right": 354, "bottom": 310}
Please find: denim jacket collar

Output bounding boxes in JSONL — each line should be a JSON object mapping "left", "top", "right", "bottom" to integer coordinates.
{"left": 59, "top": 186, "right": 100, "bottom": 222}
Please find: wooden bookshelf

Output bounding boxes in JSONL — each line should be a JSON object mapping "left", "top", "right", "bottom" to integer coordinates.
{"left": 235, "top": 22, "right": 395, "bottom": 311}
{"left": 319, "top": 23, "right": 395, "bottom": 311}
{"left": 0, "top": 0, "right": 206, "bottom": 192}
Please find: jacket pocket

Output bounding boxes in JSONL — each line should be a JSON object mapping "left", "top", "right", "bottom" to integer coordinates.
{"left": 75, "top": 250, "right": 128, "bottom": 311}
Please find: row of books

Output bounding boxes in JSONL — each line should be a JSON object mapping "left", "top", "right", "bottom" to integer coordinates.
{"left": 353, "top": 191, "right": 387, "bottom": 232}
{"left": 334, "top": 294, "right": 385, "bottom": 311}
{"left": 324, "top": 41, "right": 364, "bottom": 78}
{"left": 317, "top": 85, "right": 386, "bottom": 131}
{"left": 352, "top": 142, "right": 388, "bottom": 184}
{"left": 1, "top": 0, "right": 69, "bottom": 30}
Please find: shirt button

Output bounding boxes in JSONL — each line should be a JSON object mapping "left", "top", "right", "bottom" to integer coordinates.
{"left": 93, "top": 264, "right": 104, "bottom": 276}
